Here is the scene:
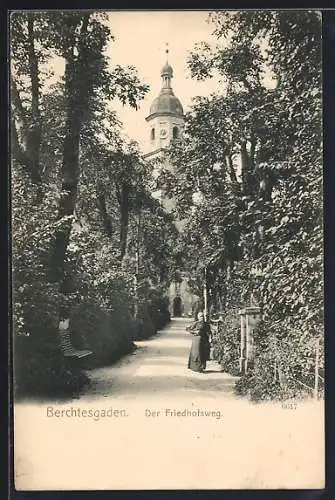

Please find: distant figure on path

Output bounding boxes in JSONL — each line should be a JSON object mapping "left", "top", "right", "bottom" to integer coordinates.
{"left": 187, "top": 312, "right": 211, "bottom": 373}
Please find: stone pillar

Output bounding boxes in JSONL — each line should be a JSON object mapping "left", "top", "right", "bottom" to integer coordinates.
{"left": 239, "top": 309, "right": 247, "bottom": 373}
{"left": 244, "top": 306, "right": 261, "bottom": 373}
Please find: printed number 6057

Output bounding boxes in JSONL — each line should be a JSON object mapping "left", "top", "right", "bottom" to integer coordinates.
{"left": 281, "top": 402, "right": 297, "bottom": 410}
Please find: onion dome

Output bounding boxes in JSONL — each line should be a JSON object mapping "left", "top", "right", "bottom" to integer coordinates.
{"left": 146, "top": 48, "right": 184, "bottom": 120}
{"left": 161, "top": 62, "right": 173, "bottom": 77}
{"left": 149, "top": 90, "right": 184, "bottom": 117}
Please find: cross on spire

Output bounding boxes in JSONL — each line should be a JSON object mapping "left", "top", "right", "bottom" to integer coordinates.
{"left": 160, "top": 42, "right": 173, "bottom": 89}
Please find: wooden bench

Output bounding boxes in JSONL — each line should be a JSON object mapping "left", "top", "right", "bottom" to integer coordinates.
{"left": 60, "top": 330, "right": 92, "bottom": 359}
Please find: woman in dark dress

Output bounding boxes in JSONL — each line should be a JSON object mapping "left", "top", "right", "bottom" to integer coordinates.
{"left": 187, "top": 312, "right": 211, "bottom": 372}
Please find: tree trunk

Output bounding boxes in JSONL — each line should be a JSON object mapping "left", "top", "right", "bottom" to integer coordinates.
{"left": 134, "top": 207, "right": 141, "bottom": 319}
{"left": 203, "top": 266, "right": 208, "bottom": 321}
{"left": 240, "top": 140, "right": 250, "bottom": 195}
{"left": 49, "top": 15, "right": 90, "bottom": 284}
{"left": 11, "top": 17, "right": 42, "bottom": 200}
{"left": 48, "top": 17, "right": 91, "bottom": 337}
{"left": 249, "top": 137, "right": 257, "bottom": 169}
{"left": 96, "top": 182, "right": 113, "bottom": 236}
{"left": 259, "top": 173, "right": 274, "bottom": 202}
{"left": 48, "top": 15, "right": 92, "bottom": 359}
{"left": 120, "top": 182, "right": 130, "bottom": 259}
{"left": 48, "top": 57, "right": 82, "bottom": 284}
{"left": 27, "top": 16, "right": 42, "bottom": 194}
{"left": 224, "top": 258, "right": 234, "bottom": 310}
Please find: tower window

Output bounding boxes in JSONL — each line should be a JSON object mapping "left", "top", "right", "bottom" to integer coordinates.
{"left": 173, "top": 126, "right": 179, "bottom": 139}
{"left": 151, "top": 128, "right": 155, "bottom": 140}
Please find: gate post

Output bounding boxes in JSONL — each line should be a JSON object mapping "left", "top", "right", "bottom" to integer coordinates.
{"left": 244, "top": 306, "right": 261, "bottom": 373}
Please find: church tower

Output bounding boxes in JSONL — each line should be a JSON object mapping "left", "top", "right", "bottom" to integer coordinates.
{"left": 144, "top": 49, "right": 185, "bottom": 211}
{"left": 145, "top": 49, "right": 184, "bottom": 157}
{"left": 145, "top": 49, "right": 196, "bottom": 318}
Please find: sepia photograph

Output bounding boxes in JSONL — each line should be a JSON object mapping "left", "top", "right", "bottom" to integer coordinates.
{"left": 11, "top": 9, "right": 324, "bottom": 490}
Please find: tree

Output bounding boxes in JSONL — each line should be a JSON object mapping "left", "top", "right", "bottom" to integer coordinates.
{"left": 11, "top": 11, "right": 154, "bottom": 395}
{"left": 34, "top": 13, "right": 148, "bottom": 327}
{"left": 11, "top": 13, "right": 52, "bottom": 200}
{"left": 160, "top": 10, "right": 322, "bottom": 399}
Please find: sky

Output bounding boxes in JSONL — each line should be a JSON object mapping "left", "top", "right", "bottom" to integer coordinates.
{"left": 45, "top": 11, "right": 275, "bottom": 152}
{"left": 104, "top": 11, "right": 222, "bottom": 151}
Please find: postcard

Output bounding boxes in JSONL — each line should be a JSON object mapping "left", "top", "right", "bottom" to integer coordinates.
{"left": 12, "top": 9, "right": 324, "bottom": 490}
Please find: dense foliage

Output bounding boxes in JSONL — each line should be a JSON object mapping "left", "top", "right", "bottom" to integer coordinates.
{"left": 12, "top": 12, "right": 174, "bottom": 397}
{"left": 159, "top": 11, "right": 323, "bottom": 400}
{"left": 211, "top": 310, "right": 240, "bottom": 376}
{"left": 11, "top": 10, "right": 324, "bottom": 402}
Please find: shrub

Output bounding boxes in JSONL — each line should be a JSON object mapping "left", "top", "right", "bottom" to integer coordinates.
{"left": 131, "top": 286, "right": 171, "bottom": 341}
{"left": 12, "top": 170, "right": 86, "bottom": 397}
{"left": 147, "top": 290, "right": 171, "bottom": 330}
{"left": 235, "top": 319, "right": 324, "bottom": 401}
{"left": 14, "top": 332, "right": 89, "bottom": 399}
{"left": 13, "top": 280, "right": 90, "bottom": 398}
{"left": 133, "top": 304, "right": 157, "bottom": 340}
{"left": 235, "top": 361, "right": 283, "bottom": 402}
{"left": 12, "top": 166, "right": 173, "bottom": 396}
{"left": 70, "top": 297, "right": 135, "bottom": 365}
{"left": 212, "top": 309, "right": 240, "bottom": 376}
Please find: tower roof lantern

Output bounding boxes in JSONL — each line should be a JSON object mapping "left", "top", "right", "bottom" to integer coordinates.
{"left": 146, "top": 45, "right": 184, "bottom": 121}
{"left": 161, "top": 61, "right": 173, "bottom": 77}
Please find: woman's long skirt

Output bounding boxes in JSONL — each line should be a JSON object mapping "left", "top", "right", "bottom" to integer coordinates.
{"left": 188, "top": 336, "right": 210, "bottom": 372}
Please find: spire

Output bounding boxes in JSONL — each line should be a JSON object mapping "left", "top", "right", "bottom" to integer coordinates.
{"left": 161, "top": 42, "right": 173, "bottom": 89}
{"left": 146, "top": 42, "right": 184, "bottom": 120}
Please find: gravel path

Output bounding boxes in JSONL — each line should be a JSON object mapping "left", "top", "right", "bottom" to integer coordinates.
{"left": 80, "top": 318, "right": 238, "bottom": 402}
{"left": 14, "top": 318, "right": 324, "bottom": 490}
